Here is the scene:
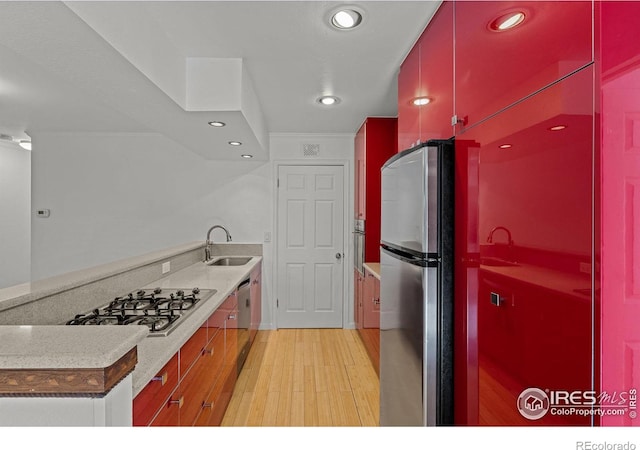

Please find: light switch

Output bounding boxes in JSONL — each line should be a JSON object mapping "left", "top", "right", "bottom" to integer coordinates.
{"left": 162, "top": 261, "right": 171, "bottom": 274}
{"left": 264, "top": 231, "right": 272, "bottom": 243}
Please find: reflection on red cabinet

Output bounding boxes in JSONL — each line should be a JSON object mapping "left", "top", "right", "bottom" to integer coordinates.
{"left": 456, "top": 67, "right": 594, "bottom": 425}
{"left": 599, "top": 0, "right": 640, "bottom": 426}
{"left": 454, "top": 1, "right": 592, "bottom": 130}
{"left": 398, "top": 42, "right": 421, "bottom": 151}
{"left": 418, "top": 0, "right": 454, "bottom": 142}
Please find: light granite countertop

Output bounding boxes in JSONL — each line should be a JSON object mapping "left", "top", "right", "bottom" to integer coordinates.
{"left": 0, "top": 325, "right": 148, "bottom": 369}
{"left": 363, "top": 262, "right": 381, "bottom": 280}
{"left": 0, "top": 250, "right": 262, "bottom": 398}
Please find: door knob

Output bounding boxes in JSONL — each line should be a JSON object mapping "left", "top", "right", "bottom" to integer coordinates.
{"left": 336, "top": 253, "right": 343, "bottom": 259}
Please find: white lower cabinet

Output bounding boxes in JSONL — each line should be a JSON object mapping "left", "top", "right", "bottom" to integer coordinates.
{"left": 0, "top": 373, "right": 133, "bottom": 426}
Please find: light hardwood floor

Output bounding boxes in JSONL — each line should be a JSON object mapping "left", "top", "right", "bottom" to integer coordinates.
{"left": 221, "top": 328, "right": 380, "bottom": 426}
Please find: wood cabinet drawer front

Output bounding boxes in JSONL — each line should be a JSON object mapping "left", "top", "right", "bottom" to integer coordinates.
{"left": 178, "top": 350, "right": 209, "bottom": 426}
{"left": 133, "top": 353, "right": 179, "bottom": 426}
{"left": 179, "top": 326, "right": 207, "bottom": 377}
{"left": 148, "top": 390, "right": 181, "bottom": 426}
{"left": 192, "top": 332, "right": 226, "bottom": 426}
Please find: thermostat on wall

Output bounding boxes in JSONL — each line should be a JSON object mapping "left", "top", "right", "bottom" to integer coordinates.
{"left": 36, "top": 209, "right": 50, "bottom": 218}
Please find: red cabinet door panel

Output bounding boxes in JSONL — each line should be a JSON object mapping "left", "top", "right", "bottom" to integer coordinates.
{"left": 455, "top": 1, "right": 592, "bottom": 129}
{"left": 398, "top": 43, "right": 422, "bottom": 152}
{"left": 419, "top": 0, "right": 454, "bottom": 142}
{"left": 457, "top": 66, "right": 594, "bottom": 425}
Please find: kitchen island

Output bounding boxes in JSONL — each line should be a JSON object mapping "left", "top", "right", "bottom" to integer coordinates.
{"left": 0, "top": 242, "right": 263, "bottom": 426}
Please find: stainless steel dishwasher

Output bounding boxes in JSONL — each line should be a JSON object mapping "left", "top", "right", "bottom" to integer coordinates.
{"left": 236, "top": 277, "right": 251, "bottom": 374}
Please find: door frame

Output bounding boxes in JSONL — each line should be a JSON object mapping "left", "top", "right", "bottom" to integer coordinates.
{"left": 272, "top": 159, "right": 352, "bottom": 330}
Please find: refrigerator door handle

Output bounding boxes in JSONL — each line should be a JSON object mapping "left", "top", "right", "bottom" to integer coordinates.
{"left": 381, "top": 244, "right": 438, "bottom": 267}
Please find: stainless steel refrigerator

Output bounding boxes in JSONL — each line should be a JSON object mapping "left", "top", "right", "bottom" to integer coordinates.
{"left": 379, "top": 139, "right": 454, "bottom": 426}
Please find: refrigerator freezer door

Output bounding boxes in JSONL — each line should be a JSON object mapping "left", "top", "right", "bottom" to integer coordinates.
{"left": 380, "top": 247, "right": 438, "bottom": 426}
{"left": 381, "top": 145, "right": 439, "bottom": 256}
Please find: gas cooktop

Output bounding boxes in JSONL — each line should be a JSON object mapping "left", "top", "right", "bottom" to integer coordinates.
{"left": 65, "top": 287, "right": 217, "bottom": 337}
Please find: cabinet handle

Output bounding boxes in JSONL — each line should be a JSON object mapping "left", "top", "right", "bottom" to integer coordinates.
{"left": 252, "top": 279, "right": 259, "bottom": 285}
{"left": 373, "top": 298, "right": 380, "bottom": 305}
{"left": 202, "top": 402, "right": 214, "bottom": 410}
{"left": 169, "top": 396, "right": 184, "bottom": 409}
{"left": 228, "top": 314, "right": 236, "bottom": 320}
{"left": 151, "top": 372, "right": 168, "bottom": 386}
{"left": 204, "top": 348, "right": 214, "bottom": 356}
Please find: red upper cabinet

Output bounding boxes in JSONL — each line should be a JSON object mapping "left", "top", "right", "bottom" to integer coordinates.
{"left": 454, "top": 1, "right": 593, "bottom": 130}
{"left": 354, "top": 117, "right": 397, "bottom": 262}
{"left": 419, "top": 0, "right": 454, "bottom": 143}
{"left": 398, "top": 1, "right": 455, "bottom": 151}
{"left": 397, "top": 42, "right": 422, "bottom": 152}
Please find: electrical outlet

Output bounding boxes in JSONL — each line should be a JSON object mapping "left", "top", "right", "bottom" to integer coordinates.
{"left": 162, "top": 261, "right": 171, "bottom": 274}
{"left": 264, "top": 231, "right": 272, "bottom": 243}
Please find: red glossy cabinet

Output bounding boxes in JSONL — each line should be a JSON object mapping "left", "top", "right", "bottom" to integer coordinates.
{"left": 454, "top": 1, "right": 592, "bottom": 130}
{"left": 359, "top": 266, "right": 380, "bottom": 376}
{"left": 455, "top": 66, "right": 594, "bottom": 426}
{"left": 418, "top": 0, "right": 454, "bottom": 143}
{"left": 354, "top": 117, "right": 397, "bottom": 262}
{"left": 599, "top": 1, "right": 640, "bottom": 426}
{"left": 397, "top": 1, "right": 454, "bottom": 150}
{"left": 397, "top": 43, "right": 422, "bottom": 151}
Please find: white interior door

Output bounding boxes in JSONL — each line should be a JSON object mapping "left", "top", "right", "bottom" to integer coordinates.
{"left": 277, "top": 165, "right": 344, "bottom": 328}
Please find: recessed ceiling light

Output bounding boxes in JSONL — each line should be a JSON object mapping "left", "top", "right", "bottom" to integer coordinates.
{"left": 18, "top": 140, "right": 31, "bottom": 151}
{"left": 318, "top": 95, "right": 340, "bottom": 106}
{"left": 228, "top": 141, "right": 242, "bottom": 146}
{"left": 412, "top": 97, "right": 431, "bottom": 106}
{"left": 489, "top": 11, "right": 526, "bottom": 31}
{"left": 499, "top": 144, "right": 512, "bottom": 149}
{"left": 208, "top": 121, "right": 226, "bottom": 127}
{"left": 549, "top": 125, "right": 567, "bottom": 131}
{"left": 331, "top": 9, "right": 362, "bottom": 30}
{"left": 241, "top": 154, "right": 253, "bottom": 159}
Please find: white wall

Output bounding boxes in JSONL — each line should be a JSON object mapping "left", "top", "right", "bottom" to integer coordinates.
{"left": 0, "top": 141, "right": 30, "bottom": 289}
{"left": 28, "top": 131, "right": 354, "bottom": 329}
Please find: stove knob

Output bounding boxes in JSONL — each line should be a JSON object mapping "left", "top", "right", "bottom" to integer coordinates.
{"left": 137, "top": 290, "right": 146, "bottom": 298}
{"left": 176, "top": 290, "right": 184, "bottom": 297}
{"left": 128, "top": 293, "right": 134, "bottom": 299}
{"left": 154, "top": 287, "right": 162, "bottom": 295}
{"left": 192, "top": 288, "right": 200, "bottom": 295}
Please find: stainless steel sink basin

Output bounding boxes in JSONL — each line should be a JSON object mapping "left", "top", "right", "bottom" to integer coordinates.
{"left": 206, "top": 257, "right": 252, "bottom": 266}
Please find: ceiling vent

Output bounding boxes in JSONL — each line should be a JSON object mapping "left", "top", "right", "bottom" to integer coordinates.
{"left": 303, "top": 143, "right": 320, "bottom": 157}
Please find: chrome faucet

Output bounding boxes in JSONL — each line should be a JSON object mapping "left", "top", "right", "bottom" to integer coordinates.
{"left": 204, "top": 225, "right": 232, "bottom": 261}
{"left": 487, "top": 226, "right": 513, "bottom": 245}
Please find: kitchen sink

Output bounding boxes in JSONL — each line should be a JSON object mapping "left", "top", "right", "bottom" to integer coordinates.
{"left": 206, "top": 256, "right": 252, "bottom": 266}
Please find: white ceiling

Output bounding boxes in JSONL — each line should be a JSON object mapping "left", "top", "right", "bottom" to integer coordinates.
{"left": 0, "top": 1, "right": 440, "bottom": 160}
